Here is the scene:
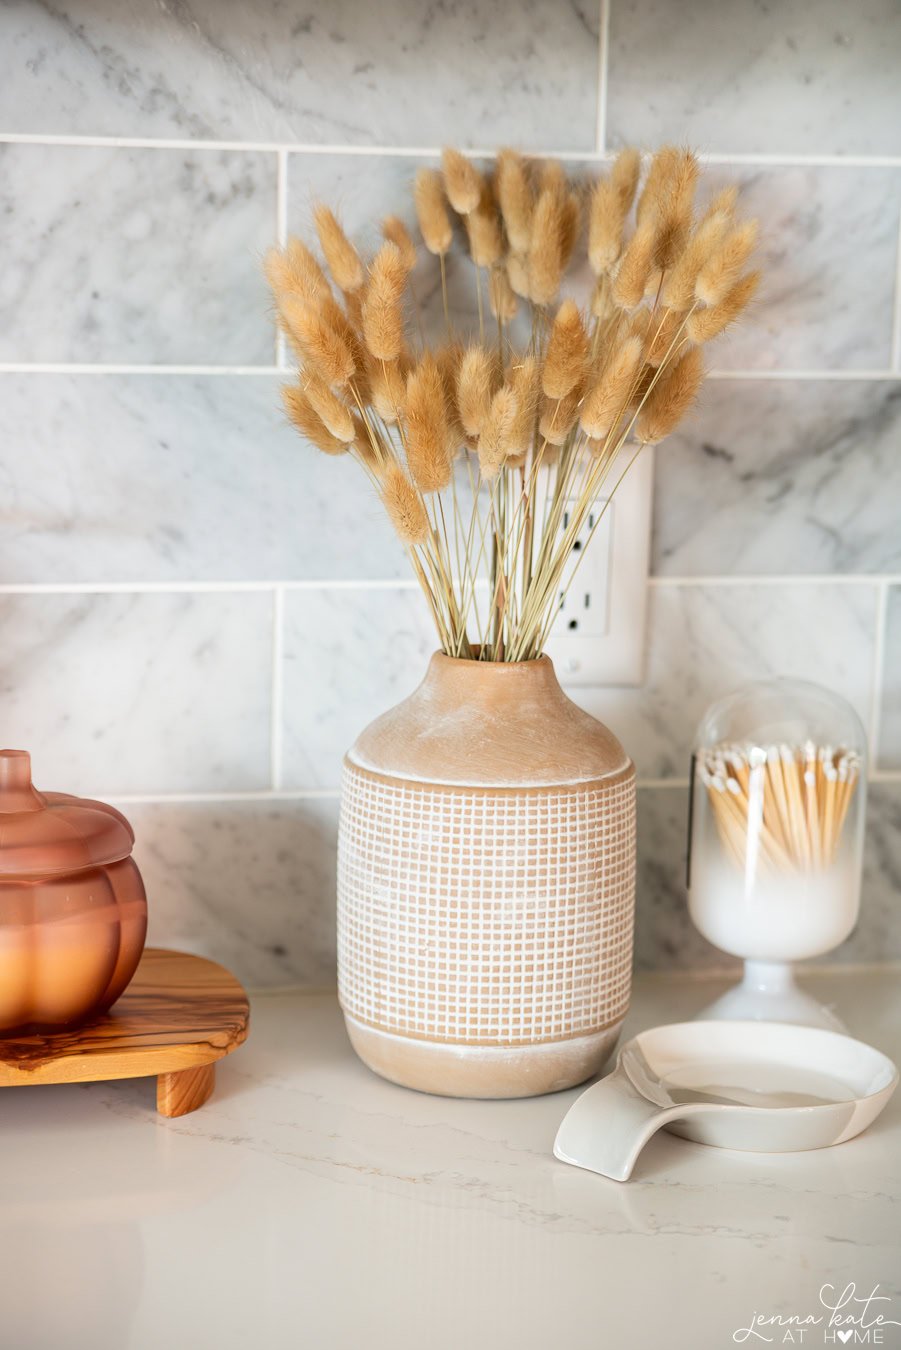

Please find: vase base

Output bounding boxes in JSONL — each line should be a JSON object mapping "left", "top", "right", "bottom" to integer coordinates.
{"left": 343, "top": 1015, "right": 622, "bottom": 1099}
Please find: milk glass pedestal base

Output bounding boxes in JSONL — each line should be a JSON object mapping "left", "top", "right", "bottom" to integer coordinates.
{"left": 696, "top": 960, "right": 846, "bottom": 1033}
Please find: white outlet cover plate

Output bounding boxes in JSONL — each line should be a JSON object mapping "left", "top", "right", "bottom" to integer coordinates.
{"left": 544, "top": 445, "right": 654, "bottom": 688}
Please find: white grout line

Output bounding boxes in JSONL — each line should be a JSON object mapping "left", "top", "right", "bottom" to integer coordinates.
{"left": 2, "top": 131, "right": 901, "bottom": 168}
{"left": 275, "top": 148, "right": 289, "bottom": 371}
{"left": 93, "top": 771, "right": 901, "bottom": 808}
{"left": 270, "top": 586, "right": 285, "bottom": 790}
{"left": 0, "top": 575, "right": 897, "bottom": 597}
{"left": 0, "top": 363, "right": 281, "bottom": 376}
{"left": 0, "top": 578, "right": 424, "bottom": 595}
{"left": 595, "top": 0, "right": 610, "bottom": 156}
{"left": 106, "top": 789, "right": 342, "bottom": 805}
{"left": 0, "top": 575, "right": 896, "bottom": 597}
{"left": 1, "top": 362, "right": 898, "bottom": 381}
{"left": 868, "top": 579, "right": 890, "bottom": 768}
{"left": 649, "top": 574, "right": 899, "bottom": 588}
{"left": 706, "top": 369, "right": 900, "bottom": 382}
{"left": 892, "top": 201, "right": 901, "bottom": 373}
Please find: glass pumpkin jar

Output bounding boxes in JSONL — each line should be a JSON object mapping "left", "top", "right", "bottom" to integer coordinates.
{"left": 688, "top": 678, "right": 867, "bottom": 1029}
{"left": 0, "top": 750, "right": 148, "bottom": 1033}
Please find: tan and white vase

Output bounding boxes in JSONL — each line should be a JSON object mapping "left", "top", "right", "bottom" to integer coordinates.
{"left": 337, "top": 652, "right": 636, "bottom": 1098}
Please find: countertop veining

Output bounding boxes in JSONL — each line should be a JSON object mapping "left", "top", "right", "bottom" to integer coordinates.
{"left": 2, "top": 968, "right": 899, "bottom": 1350}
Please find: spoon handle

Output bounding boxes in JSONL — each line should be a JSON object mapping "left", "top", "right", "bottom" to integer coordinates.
{"left": 554, "top": 1065, "right": 711, "bottom": 1181}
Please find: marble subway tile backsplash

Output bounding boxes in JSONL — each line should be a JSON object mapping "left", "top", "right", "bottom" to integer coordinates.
{"left": 1, "top": 0, "right": 899, "bottom": 982}
{"left": 280, "top": 581, "right": 879, "bottom": 788}
{"left": 123, "top": 782, "right": 901, "bottom": 991}
{"left": 0, "top": 375, "right": 407, "bottom": 583}
{"left": 653, "top": 379, "right": 901, "bottom": 576}
{"left": 0, "top": 144, "right": 276, "bottom": 365}
{"left": 0, "top": 0, "right": 600, "bottom": 150}
{"left": 607, "top": 0, "right": 901, "bottom": 157}
{"left": 0, "top": 591, "right": 273, "bottom": 796}
{"left": 878, "top": 586, "right": 901, "bottom": 771}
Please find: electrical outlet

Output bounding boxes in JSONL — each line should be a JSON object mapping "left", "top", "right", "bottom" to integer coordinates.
{"left": 544, "top": 445, "right": 654, "bottom": 687}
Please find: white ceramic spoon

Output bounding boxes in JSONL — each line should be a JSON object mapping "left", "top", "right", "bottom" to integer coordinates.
{"left": 554, "top": 1020, "right": 897, "bottom": 1182}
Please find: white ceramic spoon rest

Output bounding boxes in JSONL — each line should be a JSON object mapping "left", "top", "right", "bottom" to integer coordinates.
{"left": 554, "top": 1020, "right": 897, "bottom": 1182}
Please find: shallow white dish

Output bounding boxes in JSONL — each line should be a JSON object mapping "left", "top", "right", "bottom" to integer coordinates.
{"left": 553, "top": 1020, "right": 898, "bottom": 1182}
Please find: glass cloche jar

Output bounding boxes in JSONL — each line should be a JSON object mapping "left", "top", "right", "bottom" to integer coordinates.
{"left": 688, "top": 678, "right": 867, "bottom": 1029}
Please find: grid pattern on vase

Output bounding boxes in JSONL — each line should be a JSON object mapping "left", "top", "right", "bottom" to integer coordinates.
{"left": 1, "top": 0, "right": 900, "bottom": 988}
{"left": 337, "top": 765, "right": 636, "bottom": 1045}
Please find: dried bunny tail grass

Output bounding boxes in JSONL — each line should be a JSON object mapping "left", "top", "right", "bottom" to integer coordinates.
{"left": 495, "top": 148, "right": 533, "bottom": 253}
{"left": 646, "top": 308, "right": 688, "bottom": 365}
{"left": 688, "top": 270, "right": 761, "bottom": 343}
{"left": 636, "top": 345, "right": 704, "bottom": 443}
{"left": 538, "top": 386, "right": 582, "bottom": 446}
{"left": 265, "top": 239, "right": 329, "bottom": 307}
{"left": 611, "top": 147, "right": 641, "bottom": 213}
{"left": 589, "top": 146, "right": 641, "bottom": 275}
{"left": 478, "top": 386, "right": 518, "bottom": 478}
{"left": 381, "top": 215, "right": 418, "bottom": 271}
{"left": 282, "top": 384, "right": 348, "bottom": 455}
{"left": 435, "top": 342, "right": 467, "bottom": 449}
{"left": 466, "top": 180, "right": 503, "bottom": 267}
{"left": 370, "top": 354, "right": 409, "bottom": 423}
{"left": 279, "top": 294, "right": 355, "bottom": 388}
{"left": 580, "top": 335, "right": 643, "bottom": 439}
{"left": 528, "top": 187, "right": 564, "bottom": 306}
{"left": 695, "top": 219, "right": 759, "bottom": 306}
{"left": 405, "top": 353, "right": 453, "bottom": 492}
{"left": 457, "top": 345, "right": 498, "bottom": 438}
{"left": 542, "top": 299, "right": 589, "bottom": 399}
{"left": 303, "top": 372, "right": 357, "bottom": 442}
{"left": 488, "top": 266, "right": 518, "bottom": 322}
{"left": 506, "top": 251, "right": 531, "bottom": 299}
{"left": 507, "top": 355, "right": 541, "bottom": 455}
{"left": 589, "top": 178, "right": 626, "bottom": 275}
{"left": 362, "top": 242, "right": 407, "bottom": 362}
{"left": 537, "top": 159, "right": 566, "bottom": 194}
{"left": 653, "top": 148, "right": 699, "bottom": 269}
{"left": 590, "top": 273, "right": 617, "bottom": 321}
{"left": 559, "top": 190, "right": 581, "bottom": 268}
{"left": 663, "top": 206, "right": 734, "bottom": 310}
{"left": 381, "top": 461, "right": 431, "bottom": 545}
{"left": 636, "top": 145, "right": 681, "bottom": 224}
{"left": 442, "top": 147, "right": 483, "bottom": 215}
{"left": 702, "top": 185, "right": 739, "bottom": 222}
{"left": 612, "top": 220, "right": 657, "bottom": 309}
{"left": 312, "top": 204, "right": 363, "bottom": 293}
{"left": 414, "top": 169, "right": 453, "bottom": 256}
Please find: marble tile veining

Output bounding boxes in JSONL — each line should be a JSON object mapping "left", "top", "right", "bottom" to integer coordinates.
{"left": 0, "top": 0, "right": 600, "bottom": 150}
{"left": 280, "top": 582, "right": 878, "bottom": 788}
{"left": 607, "top": 0, "right": 901, "bottom": 156}
{"left": 0, "top": 374, "right": 410, "bottom": 584}
{"left": 577, "top": 581, "right": 878, "bottom": 780}
{"left": 0, "top": 144, "right": 276, "bottom": 364}
{"left": 705, "top": 165, "right": 901, "bottom": 372}
{"left": 131, "top": 798, "right": 340, "bottom": 988}
{"left": 0, "top": 592, "right": 273, "bottom": 796}
{"left": 3, "top": 971, "right": 900, "bottom": 1350}
{"left": 281, "top": 587, "right": 438, "bottom": 790}
{"left": 653, "top": 379, "right": 901, "bottom": 576}
{"left": 878, "top": 587, "right": 901, "bottom": 770}
{"left": 113, "top": 780, "right": 901, "bottom": 987}
{"left": 289, "top": 155, "right": 900, "bottom": 373}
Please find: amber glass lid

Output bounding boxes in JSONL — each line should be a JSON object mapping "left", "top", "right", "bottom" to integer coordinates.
{"left": 0, "top": 750, "right": 135, "bottom": 879}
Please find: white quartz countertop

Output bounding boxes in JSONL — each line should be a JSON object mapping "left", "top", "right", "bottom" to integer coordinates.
{"left": 2, "top": 968, "right": 900, "bottom": 1350}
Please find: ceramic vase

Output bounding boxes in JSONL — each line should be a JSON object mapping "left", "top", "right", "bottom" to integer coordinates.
{"left": 337, "top": 652, "right": 636, "bottom": 1098}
